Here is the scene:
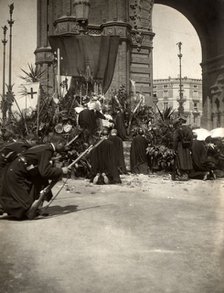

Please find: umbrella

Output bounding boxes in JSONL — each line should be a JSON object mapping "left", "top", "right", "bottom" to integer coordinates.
{"left": 211, "top": 127, "right": 224, "bottom": 138}
{"left": 193, "top": 128, "right": 211, "bottom": 141}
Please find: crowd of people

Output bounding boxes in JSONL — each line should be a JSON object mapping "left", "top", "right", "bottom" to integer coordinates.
{"left": 0, "top": 93, "right": 224, "bottom": 220}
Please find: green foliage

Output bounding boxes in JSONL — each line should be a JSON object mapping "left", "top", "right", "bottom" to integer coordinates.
{"left": 19, "top": 63, "right": 46, "bottom": 83}
{"left": 108, "top": 84, "right": 130, "bottom": 114}
{"left": 146, "top": 144, "right": 175, "bottom": 171}
{"left": 146, "top": 106, "right": 177, "bottom": 172}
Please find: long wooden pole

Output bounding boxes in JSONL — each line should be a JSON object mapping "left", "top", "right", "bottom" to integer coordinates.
{"left": 7, "top": 3, "right": 14, "bottom": 121}
{"left": 57, "top": 48, "right": 61, "bottom": 99}
{"left": 36, "top": 86, "right": 41, "bottom": 136}
{"left": 1, "top": 25, "right": 7, "bottom": 126}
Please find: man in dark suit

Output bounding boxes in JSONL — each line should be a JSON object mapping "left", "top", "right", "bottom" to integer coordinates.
{"left": 0, "top": 135, "right": 69, "bottom": 220}
{"left": 89, "top": 128, "right": 121, "bottom": 184}
{"left": 109, "top": 128, "right": 127, "bottom": 174}
{"left": 172, "top": 116, "right": 193, "bottom": 181}
{"left": 0, "top": 140, "right": 33, "bottom": 215}
{"left": 130, "top": 128, "right": 149, "bottom": 174}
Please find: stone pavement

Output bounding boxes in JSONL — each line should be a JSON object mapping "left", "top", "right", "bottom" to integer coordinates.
{"left": 0, "top": 175, "right": 224, "bottom": 293}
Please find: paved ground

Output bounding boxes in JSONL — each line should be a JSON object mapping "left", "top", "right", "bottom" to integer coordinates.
{"left": 0, "top": 174, "right": 224, "bottom": 293}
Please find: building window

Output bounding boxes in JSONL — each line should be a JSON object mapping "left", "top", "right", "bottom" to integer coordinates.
{"left": 164, "top": 85, "right": 168, "bottom": 88}
{"left": 163, "top": 90, "right": 168, "bottom": 98}
{"left": 153, "top": 85, "right": 157, "bottom": 88}
{"left": 193, "top": 91, "right": 198, "bottom": 98}
{"left": 164, "top": 102, "right": 168, "bottom": 109}
{"left": 193, "top": 102, "right": 198, "bottom": 111}
{"left": 194, "top": 85, "right": 198, "bottom": 88}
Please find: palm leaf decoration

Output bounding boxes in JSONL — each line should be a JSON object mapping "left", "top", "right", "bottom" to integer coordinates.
{"left": 155, "top": 103, "right": 164, "bottom": 121}
{"left": 19, "top": 63, "right": 45, "bottom": 83}
{"left": 18, "top": 85, "right": 28, "bottom": 97}
{"left": 162, "top": 106, "right": 175, "bottom": 121}
{"left": 156, "top": 106, "right": 175, "bottom": 122}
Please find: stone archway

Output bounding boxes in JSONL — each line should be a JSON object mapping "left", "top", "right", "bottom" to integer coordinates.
{"left": 36, "top": 0, "right": 224, "bottom": 128}
{"left": 154, "top": 0, "right": 224, "bottom": 129}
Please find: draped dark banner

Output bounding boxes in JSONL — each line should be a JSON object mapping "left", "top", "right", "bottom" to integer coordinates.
{"left": 48, "top": 35, "right": 120, "bottom": 94}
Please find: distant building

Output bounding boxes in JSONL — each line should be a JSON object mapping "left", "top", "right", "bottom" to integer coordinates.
{"left": 153, "top": 76, "right": 202, "bottom": 128}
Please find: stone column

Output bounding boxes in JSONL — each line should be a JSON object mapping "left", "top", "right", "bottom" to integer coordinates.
{"left": 201, "top": 54, "right": 224, "bottom": 129}
{"left": 102, "top": 22, "right": 131, "bottom": 92}
{"left": 129, "top": 0, "right": 154, "bottom": 105}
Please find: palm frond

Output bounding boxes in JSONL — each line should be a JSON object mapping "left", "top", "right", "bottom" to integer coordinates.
{"left": 19, "top": 63, "right": 46, "bottom": 83}
{"left": 156, "top": 104, "right": 164, "bottom": 121}
{"left": 18, "top": 85, "right": 28, "bottom": 97}
{"left": 163, "top": 106, "right": 175, "bottom": 120}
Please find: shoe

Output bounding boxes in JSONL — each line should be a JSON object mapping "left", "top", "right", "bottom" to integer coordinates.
{"left": 203, "top": 172, "right": 209, "bottom": 181}
{"left": 93, "top": 173, "right": 100, "bottom": 184}
{"left": 102, "top": 173, "right": 109, "bottom": 184}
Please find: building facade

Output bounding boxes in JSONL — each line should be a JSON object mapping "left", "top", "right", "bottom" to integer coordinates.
{"left": 35, "top": 0, "right": 155, "bottom": 104}
{"left": 35, "top": 0, "right": 224, "bottom": 128}
{"left": 153, "top": 77, "right": 202, "bottom": 127}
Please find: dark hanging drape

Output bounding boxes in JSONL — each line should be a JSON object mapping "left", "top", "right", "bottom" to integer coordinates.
{"left": 48, "top": 35, "right": 120, "bottom": 94}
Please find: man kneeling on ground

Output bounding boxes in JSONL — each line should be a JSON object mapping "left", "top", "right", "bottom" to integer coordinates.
{"left": 0, "top": 135, "right": 69, "bottom": 220}
{"left": 89, "top": 128, "right": 121, "bottom": 184}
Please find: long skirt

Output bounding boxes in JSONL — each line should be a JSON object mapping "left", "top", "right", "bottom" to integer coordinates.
{"left": 176, "top": 142, "right": 193, "bottom": 171}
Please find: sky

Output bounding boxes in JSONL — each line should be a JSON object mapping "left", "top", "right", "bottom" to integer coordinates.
{"left": 0, "top": 1, "right": 202, "bottom": 108}
{"left": 152, "top": 4, "right": 202, "bottom": 79}
{"left": 0, "top": 0, "right": 37, "bottom": 110}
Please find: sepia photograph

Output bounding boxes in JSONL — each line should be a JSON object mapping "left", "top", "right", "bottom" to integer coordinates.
{"left": 0, "top": 0, "right": 224, "bottom": 292}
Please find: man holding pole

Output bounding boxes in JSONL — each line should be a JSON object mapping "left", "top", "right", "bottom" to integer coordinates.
{"left": 0, "top": 135, "right": 69, "bottom": 220}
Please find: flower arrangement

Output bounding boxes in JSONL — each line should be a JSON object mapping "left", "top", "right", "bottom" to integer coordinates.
{"left": 146, "top": 144, "right": 176, "bottom": 171}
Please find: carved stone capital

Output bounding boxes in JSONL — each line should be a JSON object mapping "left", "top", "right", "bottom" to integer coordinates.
{"left": 131, "top": 29, "right": 154, "bottom": 51}
{"left": 54, "top": 16, "right": 80, "bottom": 35}
{"left": 101, "top": 21, "right": 132, "bottom": 40}
{"left": 35, "top": 47, "right": 54, "bottom": 65}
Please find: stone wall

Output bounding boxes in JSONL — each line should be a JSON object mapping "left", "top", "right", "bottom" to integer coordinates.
{"left": 35, "top": 0, "right": 155, "bottom": 104}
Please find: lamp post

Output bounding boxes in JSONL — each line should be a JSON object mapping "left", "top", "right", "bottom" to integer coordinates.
{"left": 1, "top": 25, "right": 8, "bottom": 126}
{"left": 152, "top": 93, "right": 159, "bottom": 122}
{"left": 176, "top": 42, "right": 184, "bottom": 115}
{"left": 6, "top": 3, "right": 15, "bottom": 122}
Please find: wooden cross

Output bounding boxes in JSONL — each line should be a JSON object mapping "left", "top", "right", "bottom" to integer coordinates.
{"left": 27, "top": 87, "right": 37, "bottom": 99}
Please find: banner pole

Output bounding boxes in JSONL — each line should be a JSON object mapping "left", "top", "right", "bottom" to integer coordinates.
{"left": 57, "top": 47, "right": 61, "bottom": 99}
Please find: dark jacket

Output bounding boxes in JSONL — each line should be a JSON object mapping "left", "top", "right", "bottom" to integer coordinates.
{"left": 108, "top": 135, "right": 126, "bottom": 173}
{"left": 90, "top": 139, "right": 121, "bottom": 184}
{"left": 0, "top": 144, "right": 62, "bottom": 219}
{"left": 130, "top": 134, "right": 149, "bottom": 173}
{"left": 173, "top": 125, "right": 193, "bottom": 171}
{"left": 78, "top": 109, "right": 106, "bottom": 134}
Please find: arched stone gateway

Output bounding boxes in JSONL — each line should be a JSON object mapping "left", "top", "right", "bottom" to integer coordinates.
{"left": 36, "top": 0, "right": 224, "bottom": 129}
